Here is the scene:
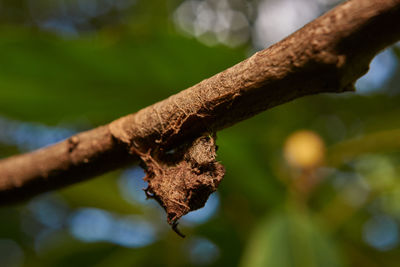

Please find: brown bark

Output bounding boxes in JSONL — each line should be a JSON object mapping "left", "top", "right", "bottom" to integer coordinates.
{"left": 1, "top": 0, "right": 400, "bottom": 205}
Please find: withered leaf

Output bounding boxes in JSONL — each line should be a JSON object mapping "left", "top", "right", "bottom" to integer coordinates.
{"left": 139, "top": 134, "right": 225, "bottom": 235}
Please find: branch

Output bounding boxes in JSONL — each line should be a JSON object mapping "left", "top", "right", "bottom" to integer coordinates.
{"left": 1, "top": 0, "right": 400, "bottom": 205}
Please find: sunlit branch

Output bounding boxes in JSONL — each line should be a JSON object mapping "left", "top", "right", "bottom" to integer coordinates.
{"left": 0, "top": 0, "right": 400, "bottom": 204}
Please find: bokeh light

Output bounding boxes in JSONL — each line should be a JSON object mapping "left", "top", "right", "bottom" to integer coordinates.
{"left": 356, "top": 49, "right": 398, "bottom": 94}
{"left": 108, "top": 216, "right": 157, "bottom": 248}
{"left": 332, "top": 171, "right": 370, "bottom": 207}
{"left": 184, "top": 237, "right": 220, "bottom": 266}
{"left": 27, "top": 193, "right": 69, "bottom": 229}
{"left": 284, "top": 130, "right": 325, "bottom": 169}
{"left": 0, "top": 0, "right": 400, "bottom": 266}
{"left": 355, "top": 155, "right": 396, "bottom": 191}
{"left": 181, "top": 192, "right": 220, "bottom": 225}
{"left": 174, "top": 0, "right": 250, "bottom": 47}
{"left": 254, "top": 0, "right": 320, "bottom": 48}
{"left": 118, "top": 167, "right": 148, "bottom": 205}
{"left": 0, "top": 116, "right": 76, "bottom": 152}
{"left": 68, "top": 208, "right": 157, "bottom": 248}
{"left": 363, "top": 215, "right": 399, "bottom": 251}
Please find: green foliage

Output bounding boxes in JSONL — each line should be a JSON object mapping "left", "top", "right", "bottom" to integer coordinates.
{"left": 1, "top": 1, "right": 400, "bottom": 266}
{"left": 0, "top": 27, "right": 244, "bottom": 124}
{"left": 241, "top": 206, "right": 344, "bottom": 267}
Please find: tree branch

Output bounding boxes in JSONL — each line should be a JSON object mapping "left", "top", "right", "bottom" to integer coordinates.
{"left": 1, "top": 0, "right": 400, "bottom": 204}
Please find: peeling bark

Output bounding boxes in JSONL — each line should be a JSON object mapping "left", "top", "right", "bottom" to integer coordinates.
{"left": 0, "top": 0, "right": 400, "bottom": 224}
{"left": 141, "top": 134, "right": 224, "bottom": 236}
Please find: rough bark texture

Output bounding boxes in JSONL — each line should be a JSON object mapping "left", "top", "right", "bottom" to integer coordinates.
{"left": 141, "top": 134, "right": 224, "bottom": 235}
{"left": 0, "top": 126, "right": 139, "bottom": 204}
{"left": 0, "top": 0, "right": 400, "bottom": 222}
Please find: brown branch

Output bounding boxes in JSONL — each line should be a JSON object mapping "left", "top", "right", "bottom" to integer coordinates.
{"left": 1, "top": 0, "right": 400, "bottom": 204}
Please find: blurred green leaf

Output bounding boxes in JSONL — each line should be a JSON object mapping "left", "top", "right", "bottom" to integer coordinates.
{"left": 328, "top": 129, "right": 400, "bottom": 167}
{"left": 1, "top": 1, "right": 400, "bottom": 266}
{"left": 241, "top": 206, "right": 344, "bottom": 267}
{"left": 59, "top": 171, "right": 140, "bottom": 214}
{"left": 0, "top": 27, "right": 245, "bottom": 125}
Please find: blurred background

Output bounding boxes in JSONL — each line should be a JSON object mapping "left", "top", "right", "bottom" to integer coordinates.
{"left": 0, "top": 0, "right": 399, "bottom": 266}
